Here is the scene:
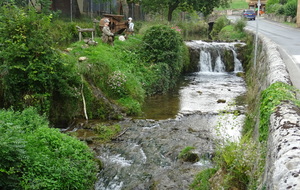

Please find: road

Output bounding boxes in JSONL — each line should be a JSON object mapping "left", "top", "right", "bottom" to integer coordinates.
{"left": 245, "top": 17, "right": 300, "bottom": 92}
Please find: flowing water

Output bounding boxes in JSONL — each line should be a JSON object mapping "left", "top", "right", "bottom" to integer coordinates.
{"left": 93, "top": 41, "right": 247, "bottom": 190}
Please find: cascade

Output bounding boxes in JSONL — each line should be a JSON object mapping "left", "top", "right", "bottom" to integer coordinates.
{"left": 188, "top": 41, "right": 245, "bottom": 73}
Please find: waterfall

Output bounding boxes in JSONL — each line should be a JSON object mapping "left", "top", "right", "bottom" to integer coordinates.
{"left": 233, "top": 50, "right": 243, "bottom": 72}
{"left": 187, "top": 41, "right": 245, "bottom": 73}
{"left": 199, "top": 51, "right": 212, "bottom": 72}
{"left": 214, "top": 55, "right": 225, "bottom": 72}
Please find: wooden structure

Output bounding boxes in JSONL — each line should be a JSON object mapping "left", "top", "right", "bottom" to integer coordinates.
{"left": 99, "top": 14, "right": 128, "bottom": 34}
{"left": 76, "top": 26, "right": 95, "bottom": 41}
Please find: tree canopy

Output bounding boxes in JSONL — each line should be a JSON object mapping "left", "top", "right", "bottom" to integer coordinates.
{"left": 140, "top": 0, "right": 231, "bottom": 21}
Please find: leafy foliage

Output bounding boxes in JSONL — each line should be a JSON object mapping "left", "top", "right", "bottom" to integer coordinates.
{"left": 210, "top": 16, "right": 230, "bottom": 40}
{"left": 266, "top": 0, "right": 298, "bottom": 17}
{"left": 141, "top": 25, "right": 186, "bottom": 93}
{"left": 0, "top": 107, "right": 98, "bottom": 189}
{"left": 212, "top": 139, "right": 264, "bottom": 189}
{"left": 190, "top": 168, "right": 218, "bottom": 190}
{"left": 259, "top": 82, "right": 300, "bottom": 142}
{"left": 0, "top": 4, "right": 81, "bottom": 121}
{"left": 283, "top": 0, "right": 297, "bottom": 17}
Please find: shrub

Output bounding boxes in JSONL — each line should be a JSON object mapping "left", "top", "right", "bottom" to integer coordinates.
{"left": 107, "top": 71, "right": 128, "bottom": 97}
{"left": 218, "top": 25, "right": 246, "bottom": 41}
{"left": 0, "top": 4, "right": 81, "bottom": 121}
{"left": 210, "top": 138, "right": 264, "bottom": 190}
{"left": 142, "top": 25, "right": 183, "bottom": 66}
{"left": 0, "top": 107, "right": 98, "bottom": 189}
{"left": 141, "top": 25, "right": 185, "bottom": 93}
{"left": 234, "top": 19, "right": 246, "bottom": 33}
{"left": 283, "top": 0, "right": 297, "bottom": 17}
{"left": 210, "top": 16, "right": 230, "bottom": 40}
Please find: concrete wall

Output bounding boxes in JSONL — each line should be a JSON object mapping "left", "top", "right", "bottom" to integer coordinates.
{"left": 246, "top": 30, "right": 300, "bottom": 189}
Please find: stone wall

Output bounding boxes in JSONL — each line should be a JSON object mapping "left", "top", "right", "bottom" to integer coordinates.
{"left": 245, "top": 30, "right": 300, "bottom": 189}
{"left": 264, "top": 13, "right": 297, "bottom": 23}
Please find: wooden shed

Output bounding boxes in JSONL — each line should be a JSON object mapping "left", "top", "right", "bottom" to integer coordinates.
{"left": 99, "top": 14, "right": 128, "bottom": 34}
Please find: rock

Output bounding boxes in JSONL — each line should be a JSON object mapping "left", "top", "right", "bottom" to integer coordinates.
{"left": 81, "top": 44, "right": 89, "bottom": 49}
{"left": 87, "top": 40, "right": 98, "bottom": 46}
{"left": 217, "top": 99, "right": 226, "bottom": 103}
{"left": 78, "top": 56, "right": 88, "bottom": 62}
{"left": 64, "top": 48, "right": 73, "bottom": 52}
{"left": 119, "top": 35, "right": 126, "bottom": 41}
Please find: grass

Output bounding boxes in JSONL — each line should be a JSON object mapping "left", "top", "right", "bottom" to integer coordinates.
{"left": 283, "top": 21, "right": 297, "bottom": 28}
{"left": 216, "top": 0, "right": 248, "bottom": 10}
{"left": 229, "top": 0, "right": 248, "bottom": 9}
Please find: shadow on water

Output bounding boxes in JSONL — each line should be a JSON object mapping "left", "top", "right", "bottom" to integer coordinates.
{"left": 137, "top": 77, "right": 190, "bottom": 120}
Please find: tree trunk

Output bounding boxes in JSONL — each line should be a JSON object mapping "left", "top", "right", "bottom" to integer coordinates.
{"left": 167, "top": 7, "right": 174, "bottom": 22}
{"left": 167, "top": 1, "right": 180, "bottom": 22}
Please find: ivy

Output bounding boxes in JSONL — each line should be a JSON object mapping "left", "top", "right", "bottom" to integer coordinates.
{"left": 259, "top": 82, "right": 300, "bottom": 142}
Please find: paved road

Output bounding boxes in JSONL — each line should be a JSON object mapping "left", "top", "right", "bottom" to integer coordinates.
{"left": 245, "top": 17, "right": 300, "bottom": 92}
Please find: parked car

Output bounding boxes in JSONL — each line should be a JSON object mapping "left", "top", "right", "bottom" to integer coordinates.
{"left": 242, "top": 9, "right": 256, "bottom": 20}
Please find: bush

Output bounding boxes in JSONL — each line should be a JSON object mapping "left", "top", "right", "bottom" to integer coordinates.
{"left": 209, "top": 139, "right": 264, "bottom": 190}
{"left": 0, "top": 4, "right": 81, "bottom": 121}
{"left": 210, "top": 16, "right": 230, "bottom": 40}
{"left": 218, "top": 25, "right": 246, "bottom": 41}
{"left": 48, "top": 19, "right": 78, "bottom": 48}
{"left": 283, "top": 0, "right": 297, "bottom": 17}
{"left": 0, "top": 107, "right": 98, "bottom": 189}
{"left": 141, "top": 25, "right": 185, "bottom": 93}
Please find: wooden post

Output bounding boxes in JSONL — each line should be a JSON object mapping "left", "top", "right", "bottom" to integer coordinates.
{"left": 297, "top": 0, "right": 300, "bottom": 28}
{"left": 79, "top": 31, "right": 82, "bottom": 41}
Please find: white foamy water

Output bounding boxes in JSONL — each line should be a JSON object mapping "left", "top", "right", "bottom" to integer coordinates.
{"left": 99, "top": 154, "right": 132, "bottom": 167}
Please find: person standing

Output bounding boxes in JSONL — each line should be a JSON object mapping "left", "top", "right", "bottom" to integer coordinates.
{"left": 125, "top": 17, "right": 134, "bottom": 38}
{"left": 102, "top": 19, "right": 114, "bottom": 46}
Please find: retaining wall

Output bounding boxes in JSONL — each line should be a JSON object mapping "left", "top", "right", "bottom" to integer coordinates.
{"left": 246, "top": 30, "right": 300, "bottom": 190}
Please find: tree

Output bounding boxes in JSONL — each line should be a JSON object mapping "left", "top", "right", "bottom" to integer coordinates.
{"left": 140, "top": 0, "right": 230, "bottom": 21}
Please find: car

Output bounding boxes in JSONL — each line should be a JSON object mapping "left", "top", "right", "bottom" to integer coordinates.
{"left": 242, "top": 9, "right": 256, "bottom": 20}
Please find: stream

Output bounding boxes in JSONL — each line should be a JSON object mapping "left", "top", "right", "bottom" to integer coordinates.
{"left": 80, "top": 41, "right": 247, "bottom": 189}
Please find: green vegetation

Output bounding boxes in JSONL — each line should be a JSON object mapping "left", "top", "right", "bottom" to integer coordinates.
{"left": 0, "top": 4, "right": 81, "bottom": 124}
{"left": 190, "top": 168, "right": 218, "bottom": 190}
{"left": 94, "top": 124, "right": 121, "bottom": 142}
{"left": 228, "top": 0, "right": 248, "bottom": 9}
{"left": 178, "top": 146, "right": 199, "bottom": 162}
{"left": 0, "top": 3, "right": 191, "bottom": 123}
{"left": 0, "top": 107, "right": 98, "bottom": 189}
{"left": 259, "top": 82, "right": 300, "bottom": 142}
{"left": 266, "top": 0, "right": 298, "bottom": 18}
{"left": 66, "top": 24, "right": 189, "bottom": 118}
{"left": 217, "top": 0, "right": 248, "bottom": 10}
{"left": 210, "top": 16, "right": 247, "bottom": 41}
